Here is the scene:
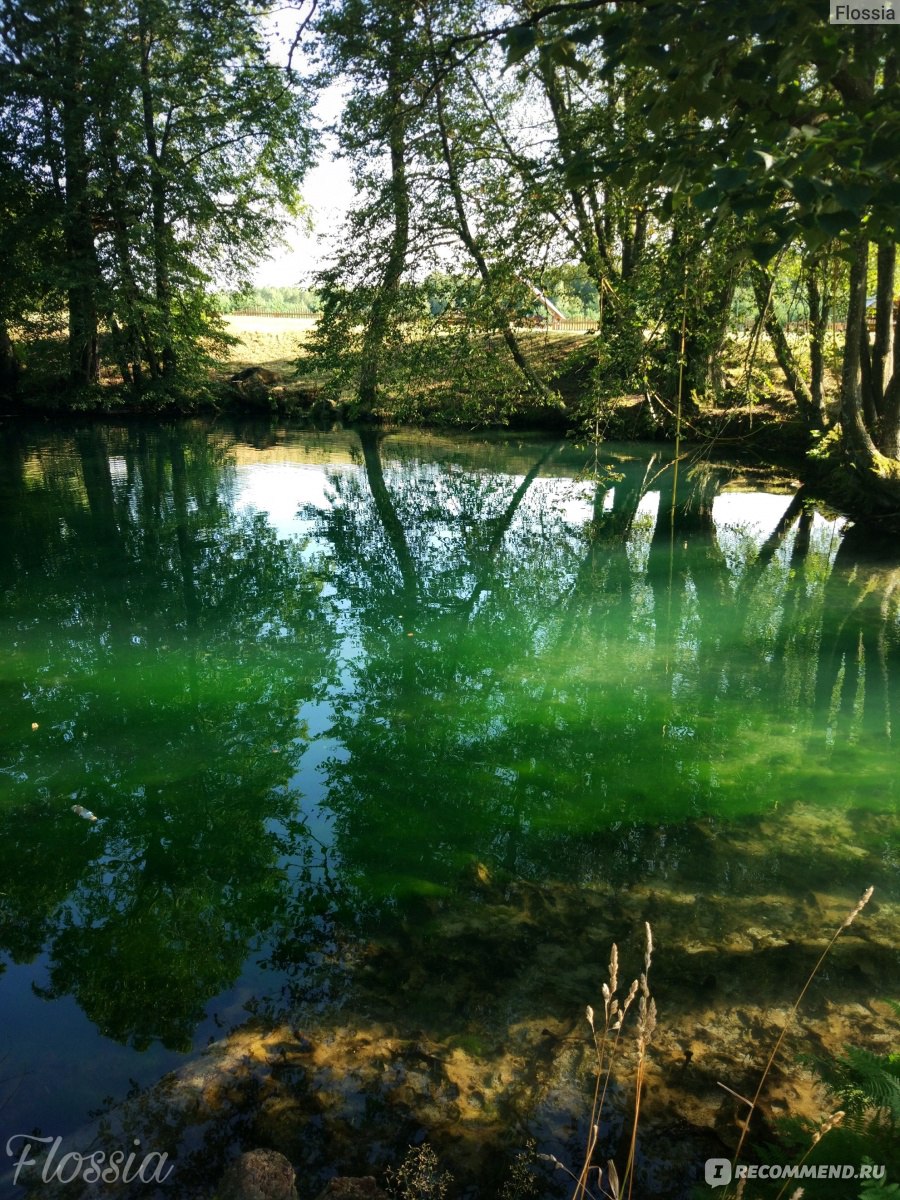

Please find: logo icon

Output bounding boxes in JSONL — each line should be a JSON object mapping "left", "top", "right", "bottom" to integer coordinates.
{"left": 705, "top": 1159, "right": 732, "bottom": 1188}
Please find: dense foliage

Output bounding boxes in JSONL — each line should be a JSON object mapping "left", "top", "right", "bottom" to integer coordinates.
{"left": 0, "top": 0, "right": 312, "bottom": 394}
{"left": 303, "top": 0, "right": 899, "bottom": 512}
{"left": 219, "top": 285, "right": 322, "bottom": 313}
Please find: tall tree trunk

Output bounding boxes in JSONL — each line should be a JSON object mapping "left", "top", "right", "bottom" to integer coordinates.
{"left": 138, "top": 6, "right": 175, "bottom": 376}
{"left": 61, "top": 0, "right": 100, "bottom": 385}
{"left": 750, "top": 263, "right": 819, "bottom": 428}
{"left": 536, "top": 53, "right": 615, "bottom": 289}
{"left": 839, "top": 238, "right": 896, "bottom": 482}
{"left": 872, "top": 242, "right": 896, "bottom": 414}
{"left": 622, "top": 206, "right": 647, "bottom": 283}
{"left": 879, "top": 299, "right": 900, "bottom": 458}
{"left": 98, "top": 116, "right": 153, "bottom": 384}
{"left": 358, "top": 55, "right": 409, "bottom": 411}
{"left": 0, "top": 318, "right": 20, "bottom": 393}
{"left": 806, "top": 261, "right": 828, "bottom": 426}
{"left": 431, "top": 67, "right": 556, "bottom": 404}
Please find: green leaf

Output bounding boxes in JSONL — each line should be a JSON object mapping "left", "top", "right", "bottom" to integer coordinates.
{"left": 503, "top": 25, "right": 538, "bottom": 66}
{"left": 831, "top": 182, "right": 873, "bottom": 214}
{"left": 711, "top": 166, "right": 749, "bottom": 190}
{"left": 749, "top": 241, "right": 782, "bottom": 265}
{"left": 693, "top": 188, "right": 722, "bottom": 213}
{"left": 791, "top": 178, "right": 820, "bottom": 206}
{"left": 749, "top": 148, "right": 777, "bottom": 171}
{"left": 816, "top": 210, "right": 858, "bottom": 236}
{"left": 564, "top": 151, "right": 595, "bottom": 189}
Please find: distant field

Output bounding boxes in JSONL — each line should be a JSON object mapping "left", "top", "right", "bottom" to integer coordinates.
{"left": 221, "top": 313, "right": 317, "bottom": 373}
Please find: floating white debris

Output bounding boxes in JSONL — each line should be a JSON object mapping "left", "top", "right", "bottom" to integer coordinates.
{"left": 71, "top": 804, "right": 98, "bottom": 822}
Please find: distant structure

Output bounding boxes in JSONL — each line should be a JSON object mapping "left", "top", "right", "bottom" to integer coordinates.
{"left": 521, "top": 277, "right": 565, "bottom": 323}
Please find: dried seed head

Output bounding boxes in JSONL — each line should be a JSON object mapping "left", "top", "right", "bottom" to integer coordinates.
{"left": 786, "top": 1189, "right": 804, "bottom": 1200}
{"left": 622, "top": 980, "right": 639, "bottom": 1013}
{"left": 811, "top": 1110, "right": 845, "bottom": 1145}
{"left": 609, "top": 944, "right": 619, "bottom": 995}
{"left": 842, "top": 886, "right": 874, "bottom": 928}
{"left": 586, "top": 1004, "right": 595, "bottom": 1029}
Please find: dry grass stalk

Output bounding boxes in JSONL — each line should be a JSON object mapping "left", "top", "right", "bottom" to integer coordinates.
{"left": 717, "top": 1081, "right": 754, "bottom": 1108}
{"left": 621, "top": 924, "right": 657, "bottom": 1200}
{"left": 573, "top": 932, "right": 649, "bottom": 1200}
{"left": 727, "top": 886, "right": 874, "bottom": 1188}
{"left": 771, "top": 1111, "right": 845, "bottom": 1200}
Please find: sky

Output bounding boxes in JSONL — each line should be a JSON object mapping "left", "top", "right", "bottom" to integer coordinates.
{"left": 252, "top": 149, "right": 354, "bottom": 287}
{"left": 253, "top": 12, "right": 355, "bottom": 288}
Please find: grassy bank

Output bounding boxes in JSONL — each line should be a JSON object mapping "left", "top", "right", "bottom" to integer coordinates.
{"left": 1, "top": 313, "right": 823, "bottom": 467}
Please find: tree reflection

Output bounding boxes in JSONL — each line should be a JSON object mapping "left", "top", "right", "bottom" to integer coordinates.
{"left": 815, "top": 526, "right": 900, "bottom": 747}
{"left": 300, "top": 434, "right": 898, "bottom": 919}
{"left": 0, "top": 425, "right": 338, "bottom": 1048}
{"left": 1, "top": 423, "right": 897, "bottom": 1060}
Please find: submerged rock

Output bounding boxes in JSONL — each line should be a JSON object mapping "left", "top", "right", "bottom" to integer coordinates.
{"left": 218, "top": 1149, "right": 298, "bottom": 1200}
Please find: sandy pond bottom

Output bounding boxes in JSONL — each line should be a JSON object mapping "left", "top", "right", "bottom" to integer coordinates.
{"left": 14, "top": 804, "right": 896, "bottom": 1200}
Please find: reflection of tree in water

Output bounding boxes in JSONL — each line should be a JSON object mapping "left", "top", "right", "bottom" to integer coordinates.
{"left": 1, "top": 426, "right": 897, "bottom": 1197}
{"left": 814, "top": 526, "right": 900, "bottom": 746}
{"left": 1, "top": 423, "right": 897, "bottom": 1053}
{"left": 304, "top": 434, "right": 898, "bottom": 916}
{"left": 0, "top": 424, "right": 338, "bottom": 1048}
{"left": 256, "top": 438, "right": 899, "bottom": 1198}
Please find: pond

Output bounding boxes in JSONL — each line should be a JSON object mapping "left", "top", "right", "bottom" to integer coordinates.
{"left": 0, "top": 420, "right": 897, "bottom": 1199}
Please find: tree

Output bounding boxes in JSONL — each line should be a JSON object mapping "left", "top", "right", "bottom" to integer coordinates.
{"left": 501, "top": 0, "right": 899, "bottom": 500}
{"left": 306, "top": 0, "right": 566, "bottom": 415}
{"left": 0, "top": 0, "right": 314, "bottom": 392}
{"left": 1, "top": 0, "right": 104, "bottom": 383}
{"left": 304, "top": 0, "right": 422, "bottom": 413}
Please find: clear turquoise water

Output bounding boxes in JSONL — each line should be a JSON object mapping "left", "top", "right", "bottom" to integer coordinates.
{"left": 0, "top": 421, "right": 897, "bottom": 1191}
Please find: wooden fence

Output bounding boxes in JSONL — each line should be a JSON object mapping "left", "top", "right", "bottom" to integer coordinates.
{"left": 228, "top": 307, "right": 319, "bottom": 319}
{"left": 548, "top": 318, "right": 599, "bottom": 332}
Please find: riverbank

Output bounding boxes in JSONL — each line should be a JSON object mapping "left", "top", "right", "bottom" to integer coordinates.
{"left": 5, "top": 311, "right": 898, "bottom": 530}
{"left": 0, "top": 314, "right": 811, "bottom": 435}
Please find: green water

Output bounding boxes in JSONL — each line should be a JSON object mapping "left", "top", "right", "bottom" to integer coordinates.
{"left": 0, "top": 421, "right": 897, "bottom": 1193}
